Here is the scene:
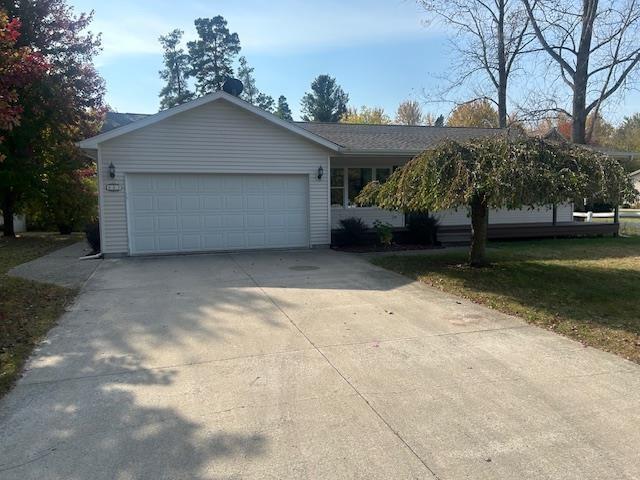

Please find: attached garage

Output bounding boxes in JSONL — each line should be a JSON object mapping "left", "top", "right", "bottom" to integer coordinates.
{"left": 127, "top": 173, "right": 309, "bottom": 254}
{"left": 79, "top": 92, "right": 339, "bottom": 256}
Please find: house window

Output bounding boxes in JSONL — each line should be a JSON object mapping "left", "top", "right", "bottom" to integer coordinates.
{"left": 376, "top": 167, "right": 391, "bottom": 183}
{"left": 330, "top": 168, "right": 345, "bottom": 207}
{"left": 331, "top": 166, "right": 394, "bottom": 207}
{"left": 348, "top": 168, "right": 373, "bottom": 205}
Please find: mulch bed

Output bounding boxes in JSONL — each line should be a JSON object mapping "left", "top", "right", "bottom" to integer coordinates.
{"left": 331, "top": 243, "right": 443, "bottom": 253}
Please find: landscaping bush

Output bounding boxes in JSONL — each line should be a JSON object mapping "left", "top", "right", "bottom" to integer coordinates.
{"left": 337, "top": 217, "right": 368, "bottom": 245}
{"left": 85, "top": 222, "right": 100, "bottom": 254}
{"left": 373, "top": 220, "right": 393, "bottom": 246}
{"left": 407, "top": 213, "right": 440, "bottom": 245}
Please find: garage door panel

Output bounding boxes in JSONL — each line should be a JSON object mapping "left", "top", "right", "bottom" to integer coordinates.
{"left": 181, "top": 235, "right": 201, "bottom": 250}
{"left": 287, "top": 213, "right": 307, "bottom": 227}
{"left": 200, "top": 176, "right": 225, "bottom": 191}
{"left": 246, "top": 195, "right": 265, "bottom": 209}
{"left": 223, "top": 215, "right": 244, "bottom": 228}
{"left": 287, "top": 231, "right": 308, "bottom": 245}
{"left": 221, "top": 177, "right": 243, "bottom": 193}
{"left": 246, "top": 214, "right": 266, "bottom": 228}
{"left": 226, "top": 232, "right": 246, "bottom": 248}
{"left": 202, "top": 196, "right": 223, "bottom": 209}
{"left": 128, "top": 176, "right": 154, "bottom": 191}
{"left": 156, "top": 196, "right": 177, "bottom": 211}
{"left": 181, "top": 215, "right": 201, "bottom": 230}
{"left": 178, "top": 176, "right": 199, "bottom": 191}
{"left": 203, "top": 215, "right": 222, "bottom": 228}
{"left": 157, "top": 235, "right": 179, "bottom": 251}
{"left": 203, "top": 234, "right": 224, "bottom": 248}
{"left": 179, "top": 195, "right": 200, "bottom": 210}
{"left": 266, "top": 214, "right": 286, "bottom": 227}
{"left": 156, "top": 216, "right": 178, "bottom": 232}
{"left": 225, "top": 195, "right": 244, "bottom": 209}
{"left": 154, "top": 176, "right": 177, "bottom": 191}
{"left": 286, "top": 178, "right": 307, "bottom": 194}
{"left": 133, "top": 216, "right": 154, "bottom": 232}
{"left": 133, "top": 236, "right": 155, "bottom": 252}
{"left": 247, "top": 232, "right": 266, "bottom": 247}
{"left": 128, "top": 173, "right": 309, "bottom": 254}
{"left": 132, "top": 195, "right": 154, "bottom": 211}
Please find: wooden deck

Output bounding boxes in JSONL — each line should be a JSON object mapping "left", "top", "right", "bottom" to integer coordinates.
{"left": 331, "top": 222, "right": 619, "bottom": 246}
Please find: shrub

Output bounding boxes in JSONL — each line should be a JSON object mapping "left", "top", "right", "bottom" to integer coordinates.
{"left": 85, "top": 222, "right": 100, "bottom": 254}
{"left": 373, "top": 220, "right": 393, "bottom": 246}
{"left": 338, "top": 217, "right": 368, "bottom": 245}
{"left": 407, "top": 213, "right": 439, "bottom": 245}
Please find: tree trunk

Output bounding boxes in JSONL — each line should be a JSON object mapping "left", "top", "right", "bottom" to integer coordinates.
{"left": 2, "top": 192, "right": 16, "bottom": 238}
{"left": 571, "top": 80, "right": 588, "bottom": 144}
{"left": 572, "top": 0, "right": 597, "bottom": 144}
{"left": 470, "top": 195, "right": 489, "bottom": 267}
{"left": 497, "top": 0, "right": 508, "bottom": 129}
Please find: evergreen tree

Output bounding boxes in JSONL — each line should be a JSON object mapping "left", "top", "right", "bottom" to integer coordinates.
{"left": 300, "top": 75, "right": 349, "bottom": 122}
{"left": 434, "top": 115, "right": 445, "bottom": 127}
{"left": 158, "top": 29, "right": 193, "bottom": 110}
{"left": 255, "top": 93, "right": 275, "bottom": 113}
{"left": 237, "top": 56, "right": 258, "bottom": 103}
{"left": 275, "top": 96, "right": 293, "bottom": 120}
{"left": 187, "top": 16, "right": 240, "bottom": 95}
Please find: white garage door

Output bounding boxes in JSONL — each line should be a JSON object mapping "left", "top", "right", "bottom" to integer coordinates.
{"left": 126, "top": 173, "right": 309, "bottom": 254}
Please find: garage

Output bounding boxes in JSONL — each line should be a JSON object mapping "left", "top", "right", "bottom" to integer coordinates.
{"left": 127, "top": 173, "right": 309, "bottom": 254}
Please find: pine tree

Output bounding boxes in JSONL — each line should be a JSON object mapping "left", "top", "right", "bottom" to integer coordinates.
{"left": 255, "top": 93, "right": 275, "bottom": 113}
{"left": 237, "top": 56, "right": 258, "bottom": 103}
{"left": 187, "top": 16, "right": 240, "bottom": 94}
{"left": 158, "top": 29, "right": 193, "bottom": 110}
{"left": 275, "top": 96, "right": 293, "bottom": 120}
{"left": 300, "top": 75, "right": 349, "bottom": 122}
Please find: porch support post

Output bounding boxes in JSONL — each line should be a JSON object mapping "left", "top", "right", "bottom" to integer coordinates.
{"left": 552, "top": 204, "right": 557, "bottom": 226}
{"left": 614, "top": 205, "right": 619, "bottom": 238}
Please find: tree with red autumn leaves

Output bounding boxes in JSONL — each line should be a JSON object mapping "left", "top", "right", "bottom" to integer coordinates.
{"left": 0, "top": 0, "right": 105, "bottom": 236}
{"left": 0, "top": 12, "right": 45, "bottom": 155}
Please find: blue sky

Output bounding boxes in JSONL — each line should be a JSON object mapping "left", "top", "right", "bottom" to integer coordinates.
{"left": 69, "top": 0, "right": 638, "bottom": 124}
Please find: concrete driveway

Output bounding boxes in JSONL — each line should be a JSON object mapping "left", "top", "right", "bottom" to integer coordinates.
{"left": 1, "top": 250, "right": 638, "bottom": 479}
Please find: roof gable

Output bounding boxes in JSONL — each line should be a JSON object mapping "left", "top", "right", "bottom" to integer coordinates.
{"left": 78, "top": 92, "right": 340, "bottom": 151}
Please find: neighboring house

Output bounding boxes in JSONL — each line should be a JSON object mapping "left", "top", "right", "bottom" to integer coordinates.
{"left": 78, "top": 92, "right": 593, "bottom": 256}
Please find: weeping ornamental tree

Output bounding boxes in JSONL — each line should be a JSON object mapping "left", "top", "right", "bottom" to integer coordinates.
{"left": 357, "top": 136, "right": 637, "bottom": 267}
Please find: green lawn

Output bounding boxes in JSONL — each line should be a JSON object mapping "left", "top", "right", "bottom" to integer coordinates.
{"left": 0, "top": 234, "right": 79, "bottom": 396}
{"left": 372, "top": 237, "right": 640, "bottom": 363}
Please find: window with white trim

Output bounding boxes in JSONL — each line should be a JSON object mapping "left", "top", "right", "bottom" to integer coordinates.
{"left": 330, "top": 166, "right": 395, "bottom": 207}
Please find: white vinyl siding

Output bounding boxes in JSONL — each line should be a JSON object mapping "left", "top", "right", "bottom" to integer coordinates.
{"left": 98, "top": 100, "right": 331, "bottom": 254}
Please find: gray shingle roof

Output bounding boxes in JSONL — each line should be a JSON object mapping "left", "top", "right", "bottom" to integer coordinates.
{"left": 296, "top": 122, "right": 506, "bottom": 152}
{"left": 101, "top": 112, "right": 151, "bottom": 133}
{"left": 100, "top": 110, "right": 506, "bottom": 153}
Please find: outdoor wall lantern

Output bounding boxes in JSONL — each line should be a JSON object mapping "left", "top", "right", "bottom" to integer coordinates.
{"left": 317, "top": 165, "right": 324, "bottom": 180}
{"left": 108, "top": 162, "right": 116, "bottom": 179}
